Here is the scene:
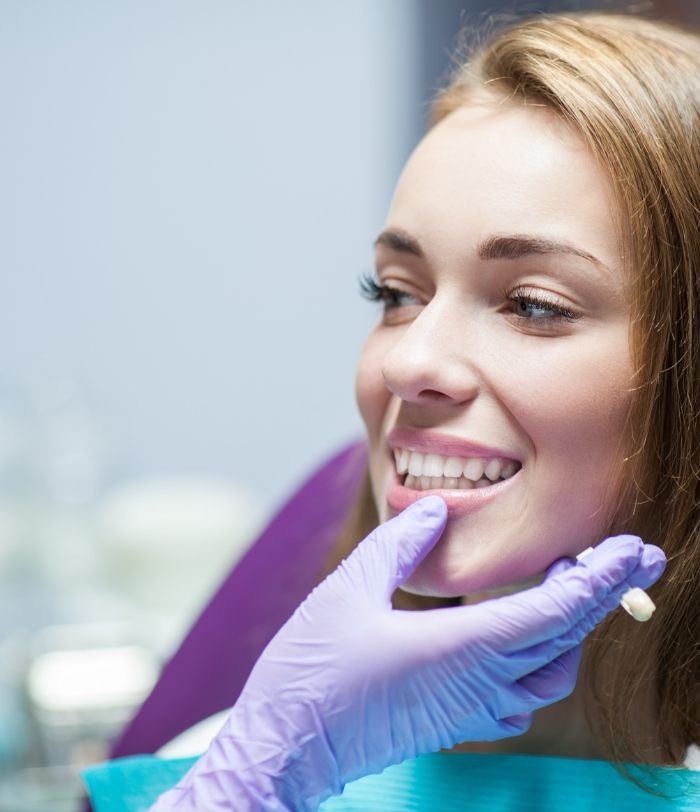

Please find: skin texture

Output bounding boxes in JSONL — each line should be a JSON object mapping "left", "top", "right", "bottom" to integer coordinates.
{"left": 356, "top": 101, "right": 633, "bottom": 599}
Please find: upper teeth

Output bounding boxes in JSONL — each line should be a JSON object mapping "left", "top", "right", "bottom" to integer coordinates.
{"left": 394, "top": 448, "right": 519, "bottom": 482}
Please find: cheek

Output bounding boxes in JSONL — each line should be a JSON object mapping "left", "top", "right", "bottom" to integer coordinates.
{"left": 355, "top": 331, "right": 391, "bottom": 441}
{"left": 497, "top": 332, "right": 635, "bottom": 554}
{"left": 356, "top": 331, "right": 401, "bottom": 519}
{"left": 515, "top": 338, "right": 633, "bottom": 465}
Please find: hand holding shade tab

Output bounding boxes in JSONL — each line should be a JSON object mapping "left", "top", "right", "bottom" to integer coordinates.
{"left": 577, "top": 546, "right": 658, "bottom": 622}
{"left": 149, "top": 496, "right": 666, "bottom": 811}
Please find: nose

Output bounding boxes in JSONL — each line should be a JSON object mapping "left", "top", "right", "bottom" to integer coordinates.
{"left": 381, "top": 297, "right": 480, "bottom": 406}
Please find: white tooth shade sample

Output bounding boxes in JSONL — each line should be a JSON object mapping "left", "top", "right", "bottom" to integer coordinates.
{"left": 620, "top": 587, "right": 656, "bottom": 622}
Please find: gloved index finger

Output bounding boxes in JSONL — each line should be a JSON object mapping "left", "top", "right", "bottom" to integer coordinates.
{"left": 334, "top": 496, "right": 448, "bottom": 603}
{"left": 576, "top": 536, "right": 666, "bottom": 588}
{"left": 481, "top": 535, "right": 658, "bottom": 653}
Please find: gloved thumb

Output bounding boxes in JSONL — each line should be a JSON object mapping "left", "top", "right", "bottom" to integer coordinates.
{"left": 544, "top": 557, "right": 576, "bottom": 580}
{"left": 338, "top": 495, "right": 448, "bottom": 603}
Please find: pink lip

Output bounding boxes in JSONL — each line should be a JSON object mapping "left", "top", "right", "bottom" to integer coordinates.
{"left": 387, "top": 426, "right": 520, "bottom": 463}
{"left": 385, "top": 426, "right": 522, "bottom": 517}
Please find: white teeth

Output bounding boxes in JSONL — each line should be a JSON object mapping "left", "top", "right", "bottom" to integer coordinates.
{"left": 408, "top": 451, "right": 424, "bottom": 477}
{"left": 396, "top": 448, "right": 410, "bottom": 475}
{"left": 484, "top": 459, "right": 503, "bottom": 481}
{"left": 443, "top": 456, "right": 463, "bottom": 478}
{"left": 395, "top": 446, "right": 521, "bottom": 489}
{"left": 501, "top": 459, "right": 517, "bottom": 479}
{"left": 463, "top": 458, "right": 486, "bottom": 481}
{"left": 402, "top": 473, "right": 499, "bottom": 491}
{"left": 424, "top": 453, "right": 444, "bottom": 478}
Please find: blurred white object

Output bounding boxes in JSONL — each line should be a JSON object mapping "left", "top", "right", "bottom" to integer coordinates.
{"left": 28, "top": 646, "right": 157, "bottom": 714}
{"left": 157, "top": 709, "right": 229, "bottom": 759}
{"left": 686, "top": 744, "right": 700, "bottom": 770}
{"left": 97, "top": 477, "right": 262, "bottom": 652}
{"left": 25, "top": 624, "right": 160, "bottom": 769}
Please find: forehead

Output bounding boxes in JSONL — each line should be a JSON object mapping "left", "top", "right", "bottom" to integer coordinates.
{"left": 387, "top": 103, "right": 622, "bottom": 272}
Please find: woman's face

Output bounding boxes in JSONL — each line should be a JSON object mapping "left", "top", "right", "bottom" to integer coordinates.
{"left": 356, "top": 102, "right": 633, "bottom": 597}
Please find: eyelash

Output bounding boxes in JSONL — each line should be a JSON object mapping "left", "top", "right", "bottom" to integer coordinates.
{"left": 506, "top": 286, "right": 581, "bottom": 323}
{"left": 359, "top": 273, "right": 417, "bottom": 309}
{"left": 358, "top": 272, "right": 581, "bottom": 324}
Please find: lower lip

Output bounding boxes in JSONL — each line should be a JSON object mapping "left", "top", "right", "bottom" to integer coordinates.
{"left": 386, "top": 466, "right": 521, "bottom": 516}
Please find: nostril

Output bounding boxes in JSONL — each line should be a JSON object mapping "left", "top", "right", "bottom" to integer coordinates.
{"left": 418, "top": 389, "right": 452, "bottom": 402}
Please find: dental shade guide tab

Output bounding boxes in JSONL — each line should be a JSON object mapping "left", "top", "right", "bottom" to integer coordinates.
{"left": 619, "top": 587, "right": 656, "bottom": 622}
{"left": 575, "top": 547, "right": 657, "bottom": 622}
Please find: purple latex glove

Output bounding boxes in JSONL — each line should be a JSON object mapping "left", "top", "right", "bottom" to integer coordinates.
{"left": 150, "top": 495, "right": 666, "bottom": 812}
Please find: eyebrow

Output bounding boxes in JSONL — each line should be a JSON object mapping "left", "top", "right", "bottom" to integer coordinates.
{"left": 373, "top": 228, "right": 612, "bottom": 275}
{"left": 373, "top": 228, "right": 424, "bottom": 257}
{"left": 478, "top": 234, "right": 611, "bottom": 274}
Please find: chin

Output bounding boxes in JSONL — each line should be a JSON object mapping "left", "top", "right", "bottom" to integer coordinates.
{"left": 396, "top": 526, "right": 546, "bottom": 600}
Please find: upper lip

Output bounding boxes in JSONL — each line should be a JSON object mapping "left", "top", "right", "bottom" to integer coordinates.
{"left": 387, "top": 426, "right": 521, "bottom": 462}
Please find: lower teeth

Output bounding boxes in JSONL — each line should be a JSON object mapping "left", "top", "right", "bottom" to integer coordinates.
{"left": 403, "top": 474, "right": 497, "bottom": 491}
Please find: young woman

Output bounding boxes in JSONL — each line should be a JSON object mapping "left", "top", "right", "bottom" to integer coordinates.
{"left": 335, "top": 8, "right": 700, "bottom": 771}
{"left": 84, "top": 10, "right": 700, "bottom": 811}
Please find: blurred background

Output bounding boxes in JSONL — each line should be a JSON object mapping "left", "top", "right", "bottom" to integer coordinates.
{"left": 0, "top": 0, "right": 697, "bottom": 808}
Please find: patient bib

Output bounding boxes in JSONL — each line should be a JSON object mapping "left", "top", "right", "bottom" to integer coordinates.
{"left": 82, "top": 750, "right": 700, "bottom": 811}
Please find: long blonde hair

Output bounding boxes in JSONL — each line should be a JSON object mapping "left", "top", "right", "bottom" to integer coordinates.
{"left": 323, "top": 11, "right": 700, "bottom": 768}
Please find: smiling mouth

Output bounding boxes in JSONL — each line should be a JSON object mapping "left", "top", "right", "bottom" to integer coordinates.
{"left": 394, "top": 447, "right": 522, "bottom": 491}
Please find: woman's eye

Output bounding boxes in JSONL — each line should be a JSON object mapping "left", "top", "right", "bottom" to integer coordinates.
{"left": 508, "top": 290, "right": 580, "bottom": 324}
{"left": 359, "top": 273, "right": 421, "bottom": 311}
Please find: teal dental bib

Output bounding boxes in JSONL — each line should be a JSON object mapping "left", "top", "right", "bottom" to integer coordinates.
{"left": 82, "top": 751, "right": 700, "bottom": 812}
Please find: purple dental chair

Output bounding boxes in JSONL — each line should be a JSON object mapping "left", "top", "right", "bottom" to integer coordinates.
{"left": 109, "top": 439, "right": 367, "bottom": 761}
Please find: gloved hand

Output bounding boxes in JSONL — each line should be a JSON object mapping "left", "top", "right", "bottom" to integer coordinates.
{"left": 151, "top": 495, "right": 666, "bottom": 812}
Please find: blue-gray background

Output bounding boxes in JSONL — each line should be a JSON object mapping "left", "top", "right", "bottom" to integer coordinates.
{"left": 4, "top": 0, "right": 693, "bottom": 512}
